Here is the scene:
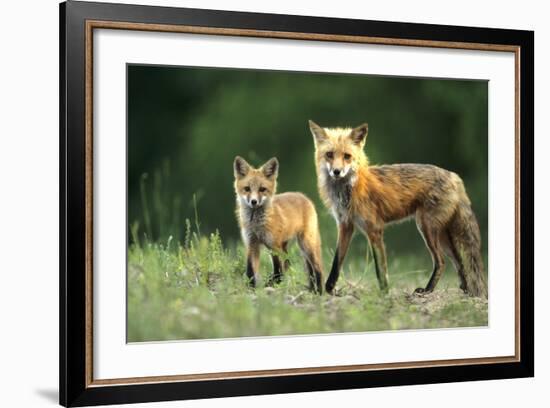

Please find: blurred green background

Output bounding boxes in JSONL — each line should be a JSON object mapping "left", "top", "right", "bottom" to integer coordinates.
{"left": 128, "top": 64, "right": 488, "bottom": 259}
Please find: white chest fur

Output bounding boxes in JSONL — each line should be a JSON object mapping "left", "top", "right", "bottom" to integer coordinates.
{"left": 239, "top": 206, "right": 273, "bottom": 247}
{"left": 325, "top": 176, "right": 354, "bottom": 224}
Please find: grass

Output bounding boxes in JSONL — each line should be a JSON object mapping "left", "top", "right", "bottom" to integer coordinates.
{"left": 127, "top": 221, "right": 488, "bottom": 342}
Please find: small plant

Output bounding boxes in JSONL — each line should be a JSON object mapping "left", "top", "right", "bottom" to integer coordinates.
{"left": 128, "top": 170, "right": 487, "bottom": 341}
{"left": 127, "top": 216, "right": 488, "bottom": 342}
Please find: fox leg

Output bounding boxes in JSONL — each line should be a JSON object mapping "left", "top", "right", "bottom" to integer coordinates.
{"left": 298, "top": 236, "right": 324, "bottom": 294}
{"left": 441, "top": 230, "right": 468, "bottom": 292}
{"left": 281, "top": 241, "right": 291, "bottom": 271}
{"left": 267, "top": 242, "right": 290, "bottom": 286}
{"left": 267, "top": 255, "right": 283, "bottom": 286}
{"left": 367, "top": 228, "right": 389, "bottom": 292}
{"left": 325, "top": 221, "right": 354, "bottom": 295}
{"left": 415, "top": 217, "right": 446, "bottom": 294}
{"left": 303, "top": 260, "right": 322, "bottom": 294}
{"left": 246, "top": 244, "right": 261, "bottom": 288}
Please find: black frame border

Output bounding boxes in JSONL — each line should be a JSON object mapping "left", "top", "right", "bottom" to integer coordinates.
{"left": 60, "top": 1, "right": 534, "bottom": 406}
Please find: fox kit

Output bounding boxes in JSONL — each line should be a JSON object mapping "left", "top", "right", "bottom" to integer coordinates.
{"left": 234, "top": 156, "right": 324, "bottom": 293}
{"left": 309, "top": 120, "right": 487, "bottom": 298}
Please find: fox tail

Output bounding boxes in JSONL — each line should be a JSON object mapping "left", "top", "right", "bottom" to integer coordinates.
{"left": 448, "top": 199, "right": 488, "bottom": 298}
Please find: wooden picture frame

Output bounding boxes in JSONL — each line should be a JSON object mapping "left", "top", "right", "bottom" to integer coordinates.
{"left": 60, "top": 1, "right": 534, "bottom": 406}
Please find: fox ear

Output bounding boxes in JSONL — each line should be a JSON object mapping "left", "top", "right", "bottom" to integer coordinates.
{"left": 309, "top": 120, "right": 328, "bottom": 144}
{"left": 234, "top": 156, "right": 251, "bottom": 179}
{"left": 261, "top": 157, "right": 279, "bottom": 179}
{"left": 350, "top": 123, "right": 368, "bottom": 146}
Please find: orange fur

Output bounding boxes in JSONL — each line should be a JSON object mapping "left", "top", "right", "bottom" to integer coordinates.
{"left": 234, "top": 156, "right": 324, "bottom": 293}
{"left": 309, "top": 120, "right": 486, "bottom": 297}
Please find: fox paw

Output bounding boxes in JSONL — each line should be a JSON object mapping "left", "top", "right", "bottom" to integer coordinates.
{"left": 247, "top": 276, "right": 257, "bottom": 288}
{"left": 414, "top": 287, "right": 430, "bottom": 295}
{"left": 325, "top": 283, "right": 336, "bottom": 295}
{"left": 266, "top": 277, "right": 282, "bottom": 287}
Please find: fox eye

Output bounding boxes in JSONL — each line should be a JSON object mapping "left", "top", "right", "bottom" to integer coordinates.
{"left": 244, "top": 186, "right": 251, "bottom": 192}
{"left": 344, "top": 153, "right": 352, "bottom": 161}
{"left": 259, "top": 187, "right": 267, "bottom": 193}
{"left": 325, "top": 151, "right": 334, "bottom": 160}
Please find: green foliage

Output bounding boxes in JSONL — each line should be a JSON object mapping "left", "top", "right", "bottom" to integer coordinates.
{"left": 127, "top": 225, "right": 488, "bottom": 342}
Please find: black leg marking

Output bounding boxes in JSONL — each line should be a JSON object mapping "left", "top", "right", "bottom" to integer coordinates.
{"left": 313, "top": 266, "right": 323, "bottom": 295}
{"left": 305, "top": 260, "right": 323, "bottom": 294}
{"left": 246, "top": 258, "right": 256, "bottom": 288}
{"left": 325, "top": 248, "right": 339, "bottom": 295}
{"left": 267, "top": 255, "right": 283, "bottom": 286}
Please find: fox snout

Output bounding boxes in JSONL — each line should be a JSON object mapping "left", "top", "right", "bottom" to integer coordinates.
{"left": 241, "top": 193, "right": 267, "bottom": 208}
{"left": 326, "top": 162, "right": 350, "bottom": 179}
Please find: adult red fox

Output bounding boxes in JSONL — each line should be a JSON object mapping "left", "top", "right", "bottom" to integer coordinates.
{"left": 234, "top": 156, "right": 324, "bottom": 293}
{"left": 308, "top": 120, "right": 487, "bottom": 298}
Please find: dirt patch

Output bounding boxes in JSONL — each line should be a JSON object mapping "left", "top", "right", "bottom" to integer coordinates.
{"left": 405, "top": 288, "right": 488, "bottom": 315}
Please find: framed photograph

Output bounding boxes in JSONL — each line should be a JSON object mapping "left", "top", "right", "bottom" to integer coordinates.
{"left": 60, "top": 1, "right": 534, "bottom": 406}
